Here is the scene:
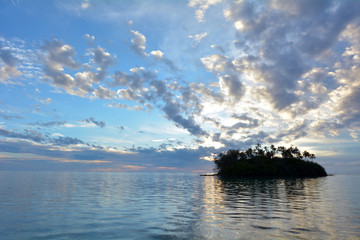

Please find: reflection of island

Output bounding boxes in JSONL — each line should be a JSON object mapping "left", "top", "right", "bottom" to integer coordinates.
{"left": 199, "top": 176, "right": 328, "bottom": 239}
{"left": 214, "top": 144, "right": 327, "bottom": 177}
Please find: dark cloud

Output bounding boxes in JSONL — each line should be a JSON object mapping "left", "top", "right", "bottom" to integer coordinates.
{"left": 0, "top": 139, "right": 215, "bottom": 171}
{"left": 83, "top": 117, "right": 106, "bottom": 128}
{"left": 192, "top": 83, "right": 224, "bottom": 104}
{"left": 179, "top": 85, "right": 203, "bottom": 115}
{"left": 93, "top": 85, "right": 117, "bottom": 99}
{"left": 0, "top": 112, "right": 22, "bottom": 120}
{"left": 30, "top": 121, "right": 67, "bottom": 127}
{"left": 51, "top": 136, "right": 84, "bottom": 146}
{"left": 43, "top": 64, "right": 75, "bottom": 87}
{"left": 223, "top": 113, "right": 261, "bottom": 135}
{"left": 162, "top": 101, "right": 207, "bottom": 137}
{"left": 41, "top": 39, "right": 78, "bottom": 88}
{"left": 150, "top": 51, "right": 180, "bottom": 72}
{"left": 201, "top": 54, "right": 245, "bottom": 103}
{"left": 159, "top": 57, "right": 179, "bottom": 72}
{"left": 0, "top": 127, "right": 86, "bottom": 147}
{"left": 93, "top": 46, "right": 115, "bottom": 69}
{"left": 0, "top": 47, "right": 18, "bottom": 67}
{"left": 273, "top": 121, "right": 309, "bottom": 142}
{"left": 219, "top": 74, "right": 244, "bottom": 102}
{"left": 0, "top": 45, "right": 21, "bottom": 82}
{"left": 0, "top": 128, "right": 44, "bottom": 143}
{"left": 42, "top": 39, "right": 78, "bottom": 69}
{"left": 112, "top": 67, "right": 208, "bottom": 137}
{"left": 112, "top": 68, "right": 157, "bottom": 89}
{"left": 298, "top": 1, "right": 360, "bottom": 56}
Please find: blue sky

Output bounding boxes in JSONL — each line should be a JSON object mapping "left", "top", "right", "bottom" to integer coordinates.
{"left": 1, "top": 0, "right": 360, "bottom": 174}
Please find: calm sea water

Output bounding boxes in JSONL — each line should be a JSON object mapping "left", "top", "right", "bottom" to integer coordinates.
{"left": 0, "top": 172, "right": 359, "bottom": 240}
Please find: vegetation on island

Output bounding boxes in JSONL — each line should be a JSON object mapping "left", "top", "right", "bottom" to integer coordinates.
{"left": 214, "top": 144, "right": 327, "bottom": 177}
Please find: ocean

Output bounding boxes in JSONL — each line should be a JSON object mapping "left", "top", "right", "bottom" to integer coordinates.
{"left": 0, "top": 172, "right": 359, "bottom": 239}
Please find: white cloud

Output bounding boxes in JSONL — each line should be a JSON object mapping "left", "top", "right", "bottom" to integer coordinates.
{"left": 201, "top": 54, "right": 233, "bottom": 72}
{"left": 108, "top": 102, "right": 150, "bottom": 112}
{"left": 188, "top": 0, "right": 222, "bottom": 22}
{"left": 0, "top": 65, "right": 21, "bottom": 83}
{"left": 188, "top": 32, "right": 208, "bottom": 43}
{"left": 150, "top": 50, "right": 164, "bottom": 59}
{"left": 84, "top": 33, "right": 95, "bottom": 45}
{"left": 130, "top": 30, "right": 148, "bottom": 56}
{"left": 234, "top": 20, "right": 245, "bottom": 31}
{"left": 81, "top": 0, "right": 90, "bottom": 9}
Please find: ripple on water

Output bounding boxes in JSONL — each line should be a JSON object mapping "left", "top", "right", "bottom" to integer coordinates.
{"left": 0, "top": 172, "right": 359, "bottom": 240}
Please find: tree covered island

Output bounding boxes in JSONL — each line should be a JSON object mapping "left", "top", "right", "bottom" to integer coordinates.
{"left": 214, "top": 144, "right": 327, "bottom": 177}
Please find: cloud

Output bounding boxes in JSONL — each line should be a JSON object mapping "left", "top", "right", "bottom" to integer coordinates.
{"left": 112, "top": 67, "right": 157, "bottom": 89}
{"left": 111, "top": 65, "right": 207, "bottom": 136}
{"left": 0, "top": 46, "right": 21, "bottom": 82}
{"left": 93, "top": 85, "right": 117, "bottom": 99}
{"left": 0, "top": 46, "right": 19, "bottom": 66}
{"left": 162, "top": 100, "right": 207, "bottom": 137}
{"left": 50, "top": 136, "right": 85, "bottom": 146}
{"left": 108, "top": 102, "right": 150, "bottom": 112}
{"left": 42, "top": 39, "right": 78, "bottom": 69}
{"left": 226, "top": 113, "right": 261, "bottom": 131}
{"left": 93, "top": 46, "right": 115, "bottom": 69}
{"left": 84, "top": 33, "right": 95, "bottom": 45}
{"left": 0, "top": 126, "right": 90, "bottom": 148}
{"left": 218, "top": 74, "right": 244, "bottom": 102}
{"left": 192, "top": 83, "right": 224, "bottom": 104}
{"left": 41, "top": 39, "right": 78, "bottom": 89}
{"left": 72, "top": 46, "right": 115, "bottom": 97}
{"left": 151, "top": 52, "right": 179, "bottom": 72}
{"left": 83, "top": 117, "right": 106, "bottom": 128}
{"left": 273, "top": 120, "right": 309, "bottom": 142}
{"left": 150, "top": 50, "right": 164, "bottom": 58}
{"left": 130, "top": 30, "right": 148, "bottom": 56}
{"left": 0, "top": 127, "right": 44, "bottom": 143}
{"left": 71, "top": 46, "right": 116, "bottom": 97}
{"left": 0, "top": 112, "right": 22, "bottom": 120}
{"left": 30, "top": 121, "right": 67, "bottom": 127}
{"left": 220, "top": 0, "right": 360, "bottom": 113}
{"left": 188, "top": 32, "right": 208, "bottom": 46}
{"left": 201, "top": 54, "right": 244, "bottom": 102}
{"left": 3, "top": 1, "right": 360, "bottom": 173}
{"left": 188, "top": 0, "right": 222, "bottom": 22}
{"left": 129, "top": 30, "right": 178, "bottom": 72}
{"left": 201, "top": 54, "right": 235, "bottom": 73}
{"left": 81, "top": 0, "right": 90, "bottom": 9}
{"left": 40, "top": 40, "right": 117, "bottom": 98}
{"left": 0, "top": 138, "right": 215, "bottom": 172}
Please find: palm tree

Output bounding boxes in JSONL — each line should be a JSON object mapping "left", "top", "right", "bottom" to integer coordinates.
{"left": 303, "top": 150, "right": 311, "bottom": 160}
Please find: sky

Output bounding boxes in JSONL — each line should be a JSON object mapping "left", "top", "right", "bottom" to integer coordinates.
{"left": 0, "top": 0, "right": 360, "bottom": 174}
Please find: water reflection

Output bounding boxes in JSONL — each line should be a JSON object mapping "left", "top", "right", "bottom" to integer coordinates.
{"left": 0, "top": 172, "right": 358, "bottom": 240}
{"left": 200, "top": 176, "right": 332, "bottom": 239}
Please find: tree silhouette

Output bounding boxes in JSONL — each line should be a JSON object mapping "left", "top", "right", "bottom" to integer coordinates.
{"left": 214, "top": 144, "right": 326, "bottom": 177}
